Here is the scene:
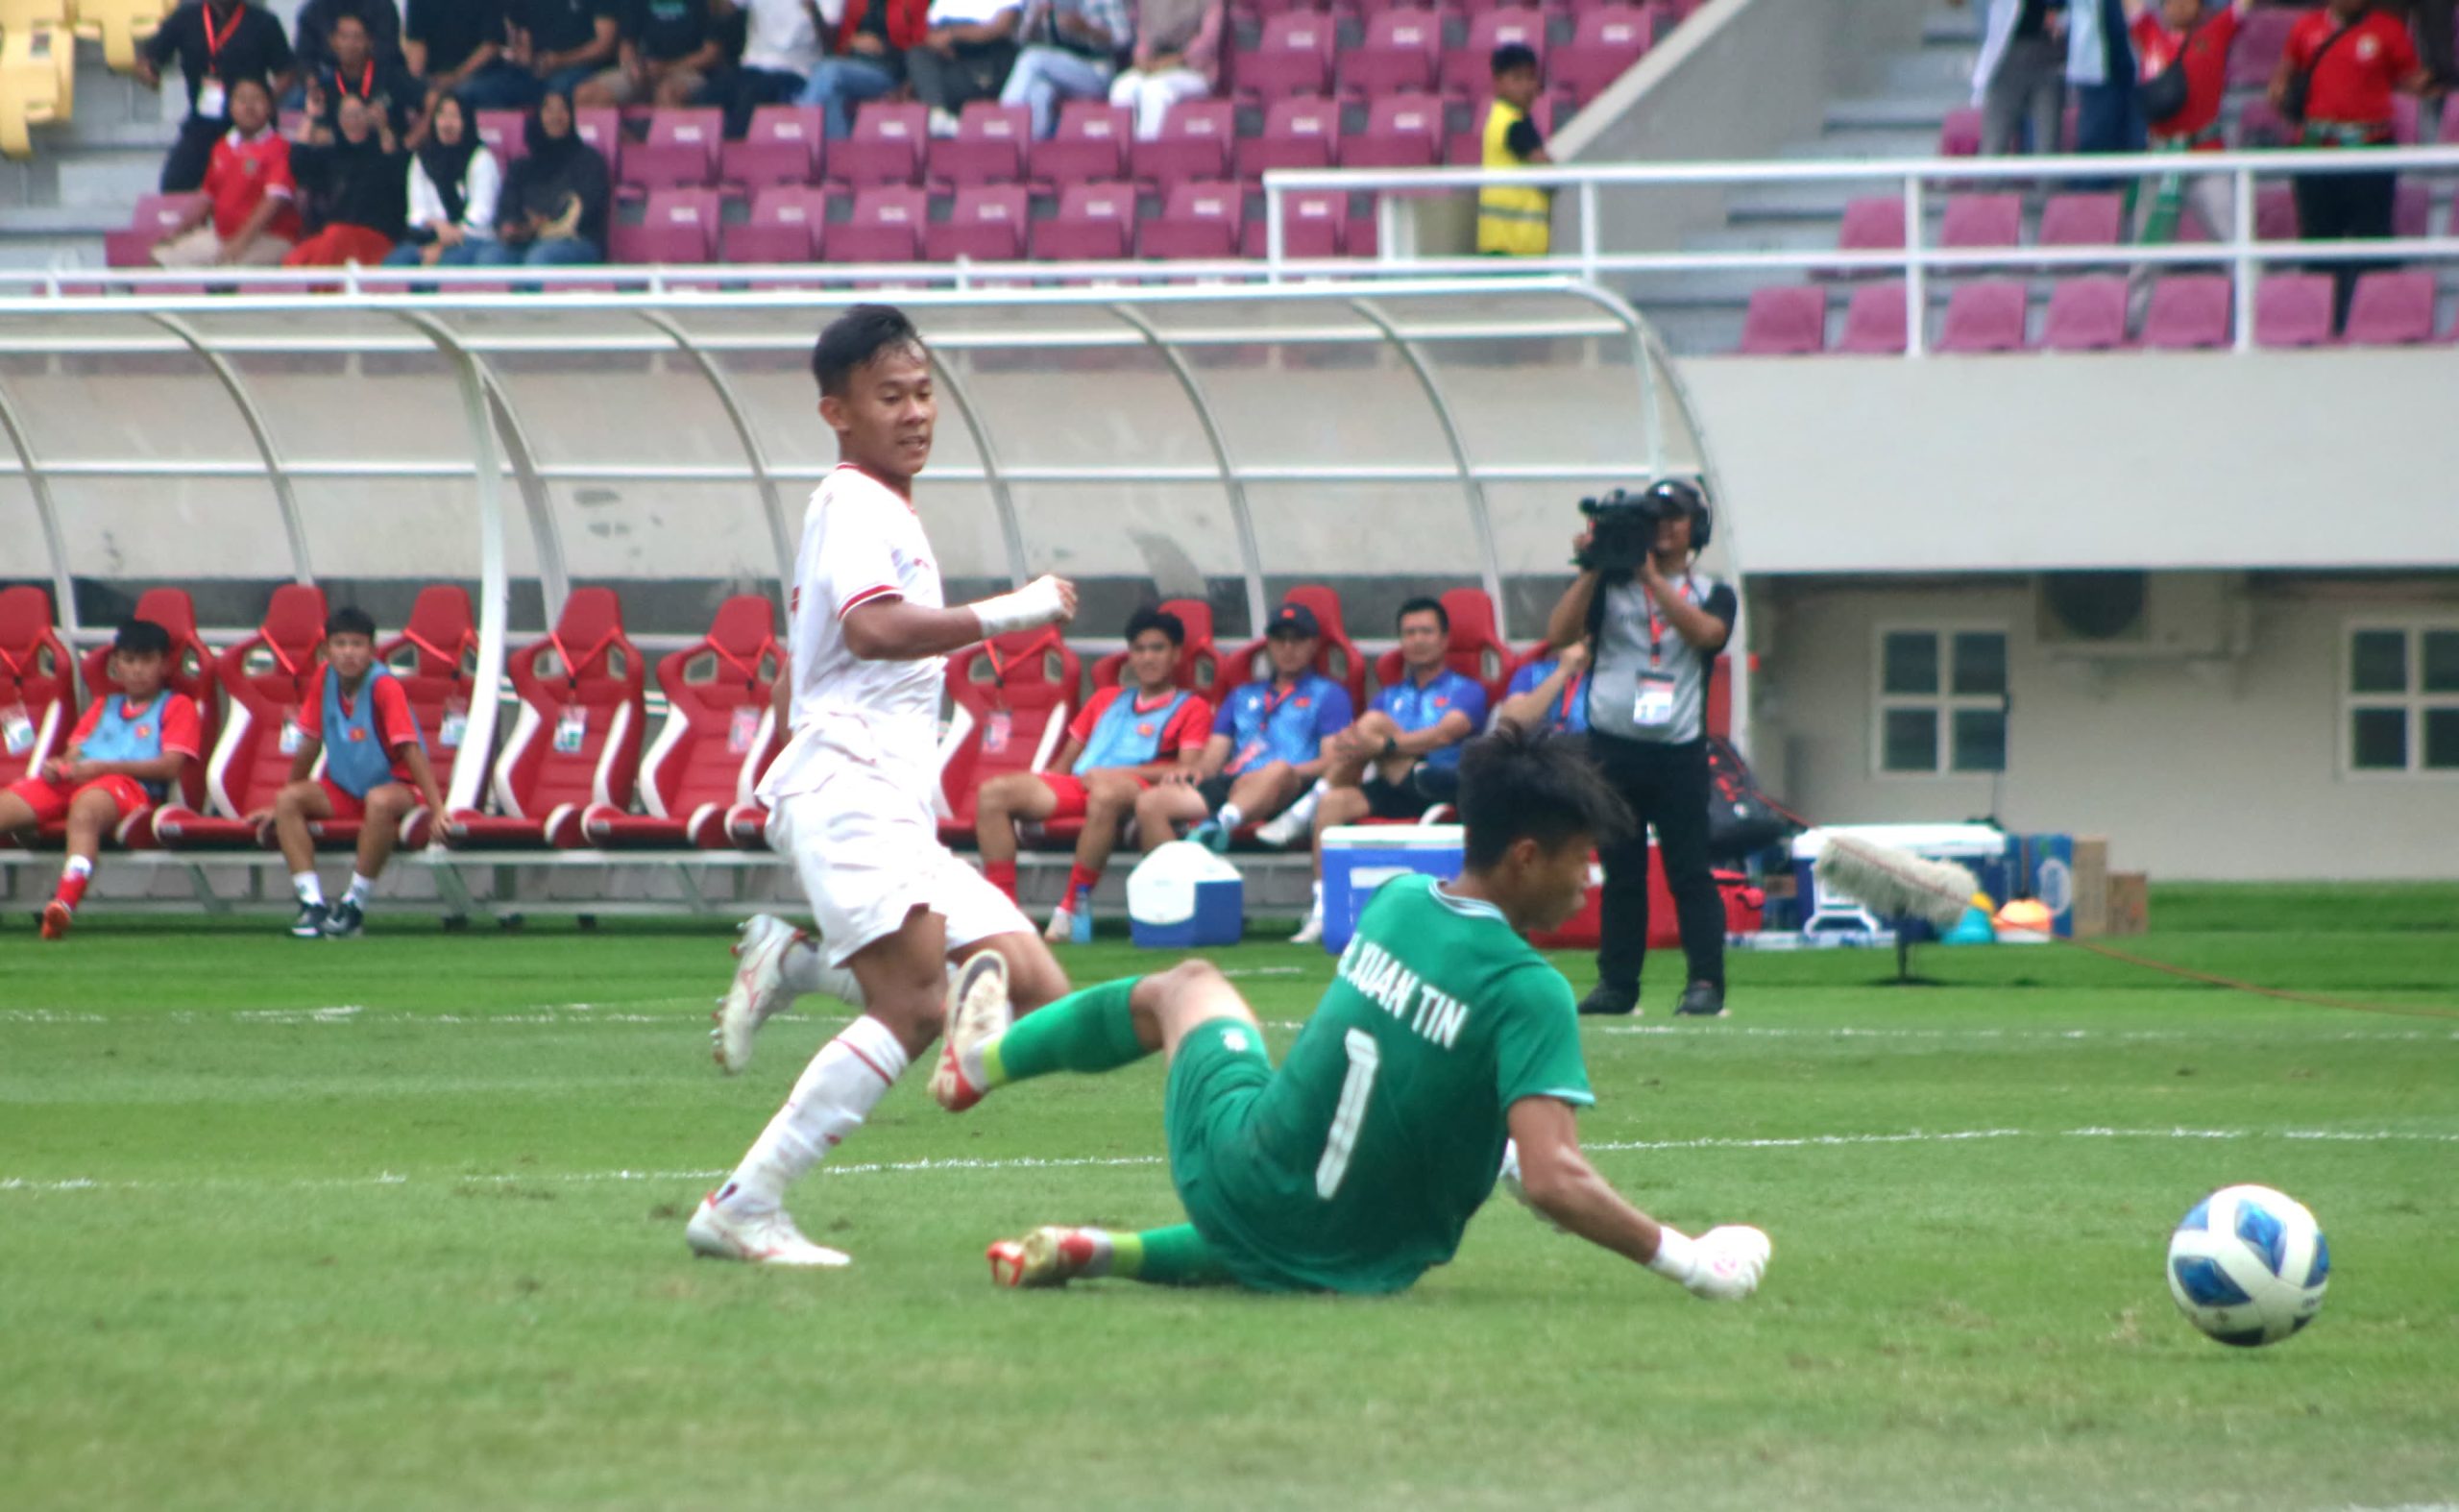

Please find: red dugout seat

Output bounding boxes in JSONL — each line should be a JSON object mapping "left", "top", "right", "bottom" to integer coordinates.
{"left": 1216, "top": 583, "right": 1368, "bottom": 711}
{"left": 1368, "top": 586, "right": 1513, "bottom": 707}
{"left": 78, "top": 585, "right": 218, "bottom": 814}
{"left": 448, "top": 588, "right": 646, "bottom": 850}
{"left": 936, "top": 627, "right": 1081, "bottom": 843}
{"left": 1089, "top": 598, "right": 1221, "bottom": 693}
{"left": 0, "top": 585, "right": 78, "bottom": 791}
{"left": 374, "top": 586, "right": 482, "bottom": 801}
{"left": 156, "top": 584, "right": 328, "bottom": 849}
{"left": 587, "top": 596, "right": 780, "bottom": 849}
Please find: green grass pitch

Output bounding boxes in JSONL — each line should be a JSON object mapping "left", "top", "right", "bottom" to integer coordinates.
{"left": 3, "top": 887, "right": 2455, "bottom": 1511}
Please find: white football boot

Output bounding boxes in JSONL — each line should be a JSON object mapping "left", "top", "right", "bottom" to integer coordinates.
{"left": 929, "top": 949, "right": 1012, "bottom": 1112}
{"left": 685, "top": 1187, "right": 850, "bottom": 1268}
{"left": 712, "top": 914, "right": 799, "bottom": 1075}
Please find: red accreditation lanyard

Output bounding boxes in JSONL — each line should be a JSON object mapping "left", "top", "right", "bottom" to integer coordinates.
{"left": 336, "top": 60, "right": 376, "bottom": 98}
{"left": 202, "top": 3, "right": 239, "bottom": 67}
{"left": 1643, "top": 575, "right": 1696, "bottom": 669}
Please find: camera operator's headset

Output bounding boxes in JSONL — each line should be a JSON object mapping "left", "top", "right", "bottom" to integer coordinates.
{"left": 1581, "top": 477, "right": 1714, "bottom": 642}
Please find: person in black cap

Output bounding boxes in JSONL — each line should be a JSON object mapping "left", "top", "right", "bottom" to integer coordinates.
{"left": 1132, "top": 600, "right": 1356, "bottom": 854}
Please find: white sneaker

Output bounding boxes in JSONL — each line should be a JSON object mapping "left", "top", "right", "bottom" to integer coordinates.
{"left": 684, "top": 1188, "right": 850, "bottom": 1267}
{"left": 1254, "top": 801, "right": 1314, "bottom": 848}
{"left": 927, "top": 106, "right": 960, "bottom": 138}
{"left": 1042, "top": 906, "right": 1074, "bottom": 944}
{"left": 1290, "top": 909, "right": 1325, "bottom": 945}
{"left": 712, "top": 914, "right": 799, "bottom": 1076}
{"left": 930, "top": 949, "right": 1011, "bottom": 1112}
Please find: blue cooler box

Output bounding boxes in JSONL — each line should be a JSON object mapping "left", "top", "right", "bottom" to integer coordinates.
{"left": 1127, "top": 841, "right": 1245, "bottom": 949}
{"left": 1320, "top": 824, "right": 1464, "bottom": 955}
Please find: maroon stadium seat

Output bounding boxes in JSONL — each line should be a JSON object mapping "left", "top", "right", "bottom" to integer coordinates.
{"left": 2234, "top": 98, "right": 2292, "bottom": 147}
{"left": 622, "top": 107, "right": 722, "bottom": 188}
{"left": 2229, "top": 4, "right": 2297, "bottom": 88}
{"left": 1340, "top": 9, "right": 1440, "bottom": 96}
{"left": 927, "top": 183, "right": 1031, "bottom": 261}
{"left": 1938, "top": 192, "right": 2021, "bottom": 250}
{"left": 1837, "top": 280, "right": 1910, "bottom": 354}
{"left": 1836, "top": 196, "right": 1907, "bottom": 255}
{"left": 2137, "top": 274, "right": 2231, "bottom": 351}
{"left": 586, "top": 596, "right": 780, "bottom": 849}
{"left": 1033, "top": 181, "right": 1137, "bottom": 260}
{"left": 1031, "top": 101, "right": 1132, "bottom": 185}
{"left": 829, "top": 100, "right": 928, "bottom": 186}
{"left": 1141, "top": 180, "right": 1243, "bottom": 258}
{"left": 1737, "top": 284, "right": 1827, "bottom": 355}
{"left": 723, "top": 184, "right": 830, "bottom": 262}
{"left": 832, "top": 184, "right": 928, "bottom": 262}
{"left": 1131, "top": 98, "right": 1235, "bottom": 190}
{"left": 104, "top": 192, "right": 205, "bottom": 267}
{"left": 475, "top": 108, "right": 525, "bottom": 163}
{"left": 1346, "top": 92, "right": 1443, "bottom": 170}
{"left": 1936, "top": 280, "right": 2031, "bottom": 354}
{"left": 2255, "top": 184, "right": 2298, "bottom": 241}
{"left": 1255, "top": 185, "right": 1349, "bottom": 256}
{"left": 2339, "top": 269, "right": 2438, "bottom": 347}
{"left": 1443, "top": 10, "right": 1546, "bottom": 98}
{"left": 154, "top": 584, "right": 328, "bottom": 850}
{"left": 2253, "top": 272, "right": 2336, "bottom": 349}
{"left": 447, "top": 588, "right": 646, "bottom": 850}
{"left": 2037, "top": 192, "right": 2123, "bottom": 249}
{"left": 0, "top": 585, "right": 78, "bottom": 790}
{"left": 1938, "top": 106, "right": 1982, "bottom": 157}
{"left": 1090, "top": 599, "right": 1221, "bottom": 693}
{"left": 1239, "top": 94, "right": 1341, "bottom": 178}
{"left": 617, "top": 186, "right": 720, "bottom": 263}
{"left": 1552, "top": 5, "right": 1654, "bottom": 106}
{"left": 932, "top": 101, "right": 1032, "bottom": 187}
{"left": 2038, "top": 275, "right": 2130, "bottom": 352}
{"left": 1239, "top": 11, "right": 1335, "bottom": 101}
{"left": 573, "top": 105, "right": 621, "bottom": 181}
{"left": 721, "top": 105, "right": 825, "bottom": 190}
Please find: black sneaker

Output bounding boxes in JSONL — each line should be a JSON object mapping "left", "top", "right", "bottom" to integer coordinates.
{"left": 1577, "top": 983, "right": 1640, "bottom": 1016}
{"left": 1674, "top": 981, "right": 1727, "bottom": 1018}
{"left": 289, "top": 901, "right": 329, "bottom": 939}
{"left": 321, "top": 900, "right": 365, "bottom": 939}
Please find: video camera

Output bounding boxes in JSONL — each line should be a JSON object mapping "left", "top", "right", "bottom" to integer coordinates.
{"left": 1574, "top": 478, "right": 1711, "bottom": 575}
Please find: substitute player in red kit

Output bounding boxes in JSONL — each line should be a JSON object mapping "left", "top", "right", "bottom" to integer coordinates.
{"left": 254, "top": 607, "right": 450, "bottom": 939}
{"left": 688, "top": 304, "right": 1083, "bottom": 1268}
{"left": 0, "top": 621, "right": 201, "bottom": 940}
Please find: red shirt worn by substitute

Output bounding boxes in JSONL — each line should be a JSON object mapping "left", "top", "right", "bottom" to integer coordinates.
{"left": 2285, "top": 9, "right": 2418, "bottom": 130}
{"left": 299, "top": 667, "right": 422, "bottom": 783}
{"left": 205, "top": 125, "right": 302, "bottom": 241}
{"left": 1063, "top": 686, "right": 1216, "bottom": 773}
{"left": 68, "top": 693, "right": 204, "bottom": 762}
{"left": 2132, "top": 6, "right": 2240, "bottom": 143}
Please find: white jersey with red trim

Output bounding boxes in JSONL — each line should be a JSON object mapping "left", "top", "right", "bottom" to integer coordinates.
{"left": 758, "top": 464, "right": 949, "bottom": 805}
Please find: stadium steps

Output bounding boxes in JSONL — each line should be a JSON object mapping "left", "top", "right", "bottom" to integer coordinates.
{"left": 0, "top": 36, "right": 179, "bottom": 268}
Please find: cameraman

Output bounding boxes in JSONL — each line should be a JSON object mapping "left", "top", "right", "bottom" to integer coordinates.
{"left": 1544, "top": 479, "right": 1737, "bottom": 1019}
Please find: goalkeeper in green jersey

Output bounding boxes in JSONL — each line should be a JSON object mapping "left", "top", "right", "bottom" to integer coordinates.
{"left": 936, "top": 721, "right": 1773, "bottom": 1300}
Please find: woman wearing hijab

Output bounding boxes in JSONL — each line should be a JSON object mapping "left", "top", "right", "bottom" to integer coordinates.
{"left": 282, "top": 92, "right": 411, "bottom": 266}
{"left": 475, "top": 89, "right": 610, "bottom": 268}
{"left": 382, "top": 93, "right": 503, "bottom": 268}
{"left": 1106, "top": 0, "right": 1220, "bottom": 139}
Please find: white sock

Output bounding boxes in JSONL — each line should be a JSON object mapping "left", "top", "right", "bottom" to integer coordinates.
{"left": 344, "top": 872, "right": 375, "bottom": 907}
{"left": 720, "top": 1014, "right": 910, "bottom": 1210}
{"left": 1215, "top": 802, "right": 1244, "bottom": 830}
{"left": 63, "top": 855, "right": 92, "bottom": 882}
{"left": 292, "top": 871, "right": 324, "bottom": 907}
{"left": 779, "top": 936, "right": 866, "bottom": 1006}
{"left": 1309, "top": 878, "right": 1324, "bottom": 920}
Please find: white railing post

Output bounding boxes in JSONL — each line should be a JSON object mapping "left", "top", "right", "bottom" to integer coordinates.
{"left": 2232, "top": 161, "right": 2257, "bottom": 354}
{"left": 1578, "top": 179, "right": 1600, "bottom": 283}
{"left": 1904, "top": 172, "right": 1926, "bottom": 357}
{"left": 1265, "top": 182, "right": 1285, "bottom": 285}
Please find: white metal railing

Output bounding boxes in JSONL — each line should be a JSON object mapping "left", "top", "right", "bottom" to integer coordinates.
{"left": 1261, "top": 145, "right": 2459, "bottom": 355}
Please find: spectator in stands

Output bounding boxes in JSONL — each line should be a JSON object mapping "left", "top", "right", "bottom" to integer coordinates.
{"left": 579, "top": 0, "right": 729, "bottom": 108}
{"left": 1106, "top": 0, "right": 1219, "bottom": 139}
{"left": 2126, "top": 0, "right": 2252, "bottom": 243}
{"left": 405, "top": 0, "right": 539, "bottom": 114}
{"left": 254, "top": 608, "right": 450, "bottom": 940}
{"left": 1478, "top": 42, "right": 1551, "bottom": 256}
{"left": 293, "top": 0, "right": 405, "bottom": 84}
{"left": 909, "top": 0, "right": 1024, "bottom": 134}
{"left": 1497, "top": 641, "right": 1590, "bottom": 736}
{"left": 999, "top": 0, "right": 1132, "bottom": 138}
{"left": 283, "top": 93, "right": 409, "bottom": 266}
{"left": 1130, "top": 599, "right": 1352, "bottom": 856}
{"left": 2414, "top": 0, "right": 2457, "bottom": 89}
{"left": 1956, "top": 0, "right": 2067, "bottom": 155}
{"left": 476, "top": 89, "right": 610, "bottom": 268}
{"left": 151, "top": 77, "right": 303, "bottom": 267}
{"left": 507, "top": 0, "right": 623, "bottom": 100}
{"left": 719, "top": 0, "right": 825, "bottom": 135}
{"left": 382, "top": 94, "right": 503, "bottom": 268}
{"left": 1285, "top": 597, "right": 1490, "bottom": 946}
{"left": 972, "top": 609, "right": 1213, "bottom": 945}
{"left": 2271, "top": 0, "right": 2437, "bottom": 324}
{"left": 137, "top": 0, "right": 297, "bottom": 193}
{"left": 305, "top": 12, "right": 426, "bottom": 137}
{"left": 2069, "top": 0, "right": 2146, "bottom": 162}
{"left": 0, "top": 622, "right": 200, "bottom": 943}
{"left": 798, "top": 0, "right": 931, "bottom": 138}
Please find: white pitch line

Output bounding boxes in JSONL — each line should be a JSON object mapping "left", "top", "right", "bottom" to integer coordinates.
{"left": 3, "top": 1126, "right": 2453, "bottom": 1198}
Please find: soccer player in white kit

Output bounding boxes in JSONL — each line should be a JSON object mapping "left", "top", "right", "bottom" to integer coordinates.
{"left": 687, "top": 305, "right": 1081, "bottom": 1268}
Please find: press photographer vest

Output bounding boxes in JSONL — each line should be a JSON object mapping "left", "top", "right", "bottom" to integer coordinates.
{"left": 1585, "top": 572, "right": 1726, "bottom": 745}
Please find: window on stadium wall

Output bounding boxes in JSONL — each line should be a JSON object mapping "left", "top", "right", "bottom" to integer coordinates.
{"left": 2345, "top": 623, "right": 2459, "bottom": 774}
{"left": 1877, "top": 627, "right": 2009, "bottom": 776}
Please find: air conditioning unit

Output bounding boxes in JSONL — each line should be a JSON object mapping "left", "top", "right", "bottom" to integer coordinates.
{"left": 2034, "top": 572, "right": 2250, "bottom": 660}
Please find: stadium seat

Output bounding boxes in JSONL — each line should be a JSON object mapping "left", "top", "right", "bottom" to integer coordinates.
{"left": 1737, "top": 284, "right": 1827, "bottom": 354}
{"left": 373, "top": 585, "right": 481, "bottom": 805}
{"left": 1238, "top": 95, "right": 1341, "bottom": 179}
{"left": 1370, "top": 587, "right": 1514, "bottom": 706}
{"left": 2136, "top": 273, "right": 2232, "bottom": 351}
{"left": 0, "top": 21, "right": 73, "bottom": 160}
{"left": 0, "top": 584, "right": 77, "bottom": 790}
{"left": 1938, "top": 193, "right": 2021, "bottom": 253}
{"left": 2037, "top": 192, "right": 2124, "bottom": 250}
{"left": 1345, "top": 93, "right": 1443, "bottom": 170}
{"left": 78, "top": 586, "right": 217, "bottom": 813}
{"left": 154, "top": 584, "right": 329, "bottom": 850}
{"left": 447, "top": 588, "right": 645, "bottom": 850}
{"left": 2445, "top": 95, "right": 2459, "bottom": 147}
{"left": 2038, "top": 275, "right": 2130, "bottom": 353}
{"left": 829, "top": 100, "right": 928, "bottom": 186}
{"left": 615, "top": 186, "right": 720, "bottom": 264}
{"left": 1239, "top": 11, "right": 1336, "bottom": 101}
{"left": 1836, "top": 280, "right": 1909, "bottom": 355}
{"left": 1030, "top": 101, "right": 1132, "bottom": 186}
{"left": 1552, "top": 5, "right": 1654, "bottom": 106}
{"left": 622, "top": 107, "right": 721, "bottom": 189}
{"left": 1256, "top": 185, "right": 1348, "bottom": 257}
{"left": 2393, "top": 180, "right": 2429, "bottom": 239}
{"left": 573, "top": 105, "right": 622, "bottom": 181}
{"left": 475, "top": 108, "right": 526, "bottom": 164}
{"left": 2229, "top": 4, "right": 2297, "bottom": 88}
{"left": 104, "top": 191, "right": 203, "bottom": 268}
{"left": 2252, "top": 272, "right": 2336, "bottom": 349}
{"left": 1938, "top": 106, "right": 1982, "bottom": 157}
{"left": 2234, "top": 99, "right": 2291, "bottom": 148}
{"left": 2391, "top": 92, "right": 2420, "bottom": 147}
{"left": 1141, "top": 180, "right": 1243, "bottom": 259}
{"left": 927, "top": 183, "right": 1030, "bottom": 261}
{"left": 1131, "top": 98, "right": 1235, "bottom": 191}
{"left": 723, "top": 184, "right": 829, "bottom": 262}
{"left": 1835, "top": 196, "right": 1907, "bottom": 256}
{"left": 831, "top": 184, "right": 929, "bottom": 263}
{"left": 71, "top": 0, "right": 172, "bottom": 72}
{"left": 586, "top": 596, "right": 779, "bottom": 849}
{"left": 2254, "top": 184, "right": 2298, "bottom": 241}
{"left": 1442, "top": 9, "right": 1546, "bottom": 99}
{"left": 931, "top": 101, "right": 1031, "bottom": 187}
{"left": 1089, "top": 598, "right": 1221, "bottom": 692}
{"left": 2338, "top": 269, "right": 2438, "bottom": 347}
{"left": 720, "top": 104, "right": 824, "bottom": 190}
{"left": 1936, "top": 280, "right": 2030, "bottom": 354}
{"left": 1217, "top": 584, "right": 1368, "bottom": 711}
{"left": 1340, "top": 9, "right": 1441, "bottom": 96}
{"left": 1033, "top": 182, "right": 1136, "bottom": 260}
{"left": 936, "top": 627, "right": 1082, "bottom": 843}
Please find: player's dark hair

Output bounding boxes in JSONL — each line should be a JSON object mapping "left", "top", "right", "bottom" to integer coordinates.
{"left": 1397, "top": 596, "right": 1449, "bottom": 634}
{"left": 812, "top": 305, "right": 926, "bottom": 399}
{"left": 1491, "top": 42, "right": 1539, "bottom": 76}
{"left": 113, "top": 619, "right": 172, "bottom": 657}
{"left": 327, "top": 606, "right": 377, "bottom": 641}
{"left": 1125, "top": 607, "right": 1185, "bottom": 646}
{"left": 1456, "top": 721, "right": 1631, "bottom": 869}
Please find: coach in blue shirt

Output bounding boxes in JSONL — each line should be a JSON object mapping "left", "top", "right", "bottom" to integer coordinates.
{"left": 1140, "top": 598, "right": 1355, "bottom": 855}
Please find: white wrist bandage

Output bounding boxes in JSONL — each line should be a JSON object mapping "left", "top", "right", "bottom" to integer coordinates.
{"left": 1644, "top": 1225, "right": 1697, "bottom": 1286}
{"left": 973, "top": 576, "right": 1064, "bottom": 640}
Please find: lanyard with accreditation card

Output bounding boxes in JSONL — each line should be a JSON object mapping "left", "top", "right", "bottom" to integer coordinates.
{"left": 1633, "top": 573, "right": 1698, "bottom": 732}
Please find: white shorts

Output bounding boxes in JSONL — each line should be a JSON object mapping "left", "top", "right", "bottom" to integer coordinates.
{"left": 767, "top": 772, "right": 1030, "bottom": 968}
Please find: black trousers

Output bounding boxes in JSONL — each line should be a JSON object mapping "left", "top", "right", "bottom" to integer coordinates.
{"left": 1589, "top": 730, "right": 1724, "bottom": 994}
{"left": 2292, "top": 163, "right": 2396, "bottom": 329}
{"left": 907, "top": 40, "right": 1020, "bottom": 115}
{"left": 160, "top": 115, "right": 229, "bottom": 193}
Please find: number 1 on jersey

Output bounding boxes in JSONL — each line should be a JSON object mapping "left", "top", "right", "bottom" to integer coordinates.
{"left": 1315, "top": 1028, "right": 1381, "bottom": 1199}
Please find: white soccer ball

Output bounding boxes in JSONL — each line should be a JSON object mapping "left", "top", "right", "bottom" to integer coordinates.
{"left": 2164, "top": 1184, "right": 2330, "bottom": 1347}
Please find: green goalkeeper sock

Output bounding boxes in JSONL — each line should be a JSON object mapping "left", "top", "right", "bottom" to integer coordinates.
{"left": 1108, "top": 1224, "right": 1230, "bottom": 1287}
{"left": 980, "top": 976, "right": 1148, "bottom": 1088}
